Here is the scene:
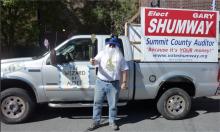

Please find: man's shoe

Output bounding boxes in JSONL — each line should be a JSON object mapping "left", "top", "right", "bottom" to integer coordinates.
{"left": 109, "top": 122, "right": 119, "bottom": 131}
{"left": 87, "top": 122, "right": 100, "bottom": 131}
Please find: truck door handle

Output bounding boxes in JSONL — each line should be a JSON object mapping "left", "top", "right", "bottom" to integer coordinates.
{"left": 46, "top": 83, "right": 58, "bottom": 85}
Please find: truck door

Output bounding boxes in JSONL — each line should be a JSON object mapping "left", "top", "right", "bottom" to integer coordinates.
{"left": 42, "top": 37, "right": 98, "bottom": 101}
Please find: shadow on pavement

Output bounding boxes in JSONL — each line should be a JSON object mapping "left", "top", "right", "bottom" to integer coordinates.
{"left": 183, "top": 97, "right": 220, "bottom": 120}
{"left": 24, "top": 97, "right": 220, "bottom": 124}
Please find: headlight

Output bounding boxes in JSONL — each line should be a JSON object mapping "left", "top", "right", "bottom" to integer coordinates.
{"left": 1, "top": 63, "right": 25, "bottom": 74}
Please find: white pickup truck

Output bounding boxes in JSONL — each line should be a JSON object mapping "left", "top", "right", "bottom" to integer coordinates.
{"left": 1, "top": 34, "right": 219, "bottom": 124}
{"left": 1, "top": 7, "right": 219, "bottom": 124}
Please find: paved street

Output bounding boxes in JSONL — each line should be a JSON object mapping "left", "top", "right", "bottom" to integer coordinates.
{"left": 1, "top": 96, "right": 220, "bottom": 132}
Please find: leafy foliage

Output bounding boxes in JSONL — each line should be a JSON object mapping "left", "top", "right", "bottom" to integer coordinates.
{"left": 0, "top": 0, "right": 138, "bottom": 58}
{"left": 64, "top": 0, "right": 139, "bottom": 35}
{"left": 1, "top": 0, "right": 39, "bottom": 48}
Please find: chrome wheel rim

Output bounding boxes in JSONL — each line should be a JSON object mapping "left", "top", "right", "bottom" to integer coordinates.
{"left": 1, "top": 96, "right": 26, "bottom": 119}
{"left": 166, "top": 95, "right": 185, "bottom": 115}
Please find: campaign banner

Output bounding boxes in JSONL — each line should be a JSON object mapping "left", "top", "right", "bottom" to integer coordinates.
{"left": 141, "top": 7, "right": 219, "bottom": 62}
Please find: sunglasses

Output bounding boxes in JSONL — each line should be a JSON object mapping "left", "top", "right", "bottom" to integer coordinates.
{"left": 109, "top": 44, "right": 116, "bottom": 48}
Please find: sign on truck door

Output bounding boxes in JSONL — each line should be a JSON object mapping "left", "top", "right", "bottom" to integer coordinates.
{"left": 141, "top": 7, "right": 219, "bottom": 62}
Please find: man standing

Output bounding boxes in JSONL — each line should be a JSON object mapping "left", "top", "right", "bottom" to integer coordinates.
{"left": 88, "top": 36, "right": 129, "bottom": 131}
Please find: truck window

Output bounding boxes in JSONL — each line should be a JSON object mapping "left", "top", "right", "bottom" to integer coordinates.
{"left": 56, "top": 38, "right": 97, "bottom": 62}
{"left": 105, "top": 38, "right": 124, "bottom": 56}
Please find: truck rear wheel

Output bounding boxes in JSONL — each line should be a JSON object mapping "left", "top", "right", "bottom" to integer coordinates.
{"left": 157, "top": 88, "right": 191, "bottom": 120}
{"left": 1, "top": 88, "right": 35, "bottom": 124}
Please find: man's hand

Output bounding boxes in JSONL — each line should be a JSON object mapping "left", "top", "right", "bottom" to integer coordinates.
{"left": 121, "top": 82, "right": 128, "bottom": 90}
{"left": 90, "top": 58, "right": 96, "bottom": 65}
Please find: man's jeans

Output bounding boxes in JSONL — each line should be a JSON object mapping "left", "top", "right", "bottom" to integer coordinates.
{"left": 93, "top": 78, "right": 120, "bottom": 124}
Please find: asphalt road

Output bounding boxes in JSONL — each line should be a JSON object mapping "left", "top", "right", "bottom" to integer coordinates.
{"left": 1, "top": 96, "right": 220, "bottom": 132}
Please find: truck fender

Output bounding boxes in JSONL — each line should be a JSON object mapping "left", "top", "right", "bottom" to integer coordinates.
{"left": 1, "top": 77, "right": 39, "bottom": 102}
{"left": 155, "top": 73, "right": 196, "bottom": 99}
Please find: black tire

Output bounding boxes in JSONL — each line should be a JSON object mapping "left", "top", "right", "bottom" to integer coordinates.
{"left": 0, "top": 88, "right": 35, "bottom": 124}
{"left": 157, "top": 88, "right": 191, "bottom": 120}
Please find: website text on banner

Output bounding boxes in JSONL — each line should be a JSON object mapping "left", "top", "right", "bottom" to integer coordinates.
{"left": 141, "top": 8, "right": 219, "bottom": 62}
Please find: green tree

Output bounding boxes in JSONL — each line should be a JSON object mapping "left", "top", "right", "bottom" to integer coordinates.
{"left": 62, "top": 0, "right": 139, "bottom": 35}
{"left": 108, "top": 0, "right": 139, "bottom": 35}
{"left": 1, "top": 0, "right": 39, "bottom": 57}
{"left": 1, "top": 0, "right": 139, "bottom": 58}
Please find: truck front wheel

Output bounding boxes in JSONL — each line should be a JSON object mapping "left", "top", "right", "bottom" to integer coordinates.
{"left": 1, "top": 88, "right": 35, "bottom": 124}
{"left": 157, "top": 88, "right": 191, "bottom": 120}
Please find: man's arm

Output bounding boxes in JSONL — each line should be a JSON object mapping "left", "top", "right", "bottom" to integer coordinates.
{"left": 90, "top": 51, "right": 102, "bottom": 65}
{"left": 121, "top": 70, "right": 128, "bottom": 90}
